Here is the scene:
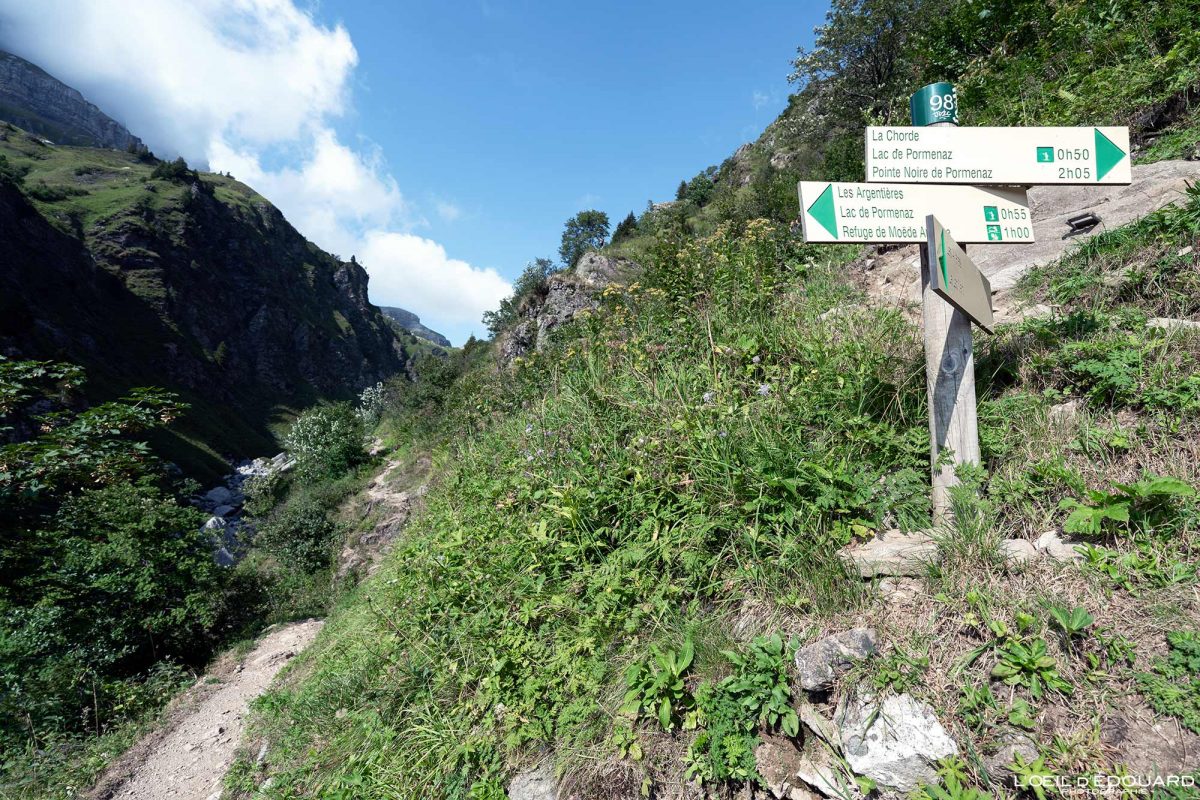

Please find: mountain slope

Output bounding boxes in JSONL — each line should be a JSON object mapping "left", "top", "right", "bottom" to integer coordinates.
{"left": 378, "top": 306, "right": 451, "bottom": 348}
{"left": 0, "top": 124, "right": 413, "bottom": 474}
{"left": 0, "top": 50, "right": 142, "bottom": 150}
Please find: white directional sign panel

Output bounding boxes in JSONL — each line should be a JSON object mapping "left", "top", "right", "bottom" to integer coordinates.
{"left": 928, "top": 215, "right": 994, "bottom": 332}
{"left": 865, "top": 126, "right": 1131, "bottom": 185}
{"left": 798, "top": 181, "right": 1033, "bottom": 244}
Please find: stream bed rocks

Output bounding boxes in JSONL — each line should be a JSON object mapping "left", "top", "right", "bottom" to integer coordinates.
{"left": 195, "top": 452, "right": 294, "bottom": 565}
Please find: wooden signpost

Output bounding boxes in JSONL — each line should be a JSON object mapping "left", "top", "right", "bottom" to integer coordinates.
{"left": 797, "top": 82, "right": 1132, "bottom": 520}
{"left": 797, "top": 182, "right": 1032, "bottom": 244}
{"left": 927, "top": 216, "right": 994, "bottom": 333}
{"left": 865, "top": 125, "right": 1132, "bottom": 185}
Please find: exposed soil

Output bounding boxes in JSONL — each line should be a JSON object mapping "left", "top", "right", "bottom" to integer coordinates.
{"left": 85, "top": 620, "right": 323, "bottom": 800}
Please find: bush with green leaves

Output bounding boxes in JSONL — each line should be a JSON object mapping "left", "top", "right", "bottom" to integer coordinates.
{"left": 558, "top": 209, "right": 609, "bottom": 268}
{"left": 255, "top": 491, "right": 340, "bottom": 573}
{"left": 1, "top": 485, "right": 221, "bottom": 739}
{"left": 1059, "top": 475, "right": 1196, "bottom": 537}
{"left": 284, "top": 402, "right": 365, "bottom": 482}
{"left": 356, "top": 382, "right": 387, "bottom": 428}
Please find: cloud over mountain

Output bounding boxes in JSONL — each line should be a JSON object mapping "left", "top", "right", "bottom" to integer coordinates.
{"left": 0, "top": 0, "right": 508, "bottom": 344}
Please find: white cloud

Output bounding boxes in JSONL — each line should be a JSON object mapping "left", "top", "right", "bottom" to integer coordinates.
{"left": 435, "top": 200, "right": 462, "bottom": 223}
{"left": 752, "top": 90, "right": 771, "bottom": 110}
{"left": 359, "top": 232, "right": 511, "bottom": 330}
{"left": 208, "top": 130, "right": 408, "bottom": 257}
{"left": 0, "top": 0, "right": 507, "bottom": 344}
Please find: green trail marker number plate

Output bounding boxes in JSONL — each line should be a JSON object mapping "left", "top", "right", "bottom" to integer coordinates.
{"left": 927, "top": 215, "right": 994, "bottom": 332}
{"left": 910, "top": 82, "right": 958, "bottom": 126}
{"left": 798, "top": 181, "right": 1032, "bottom": 244}
{"left": 866, "top": 126, "right": 1131, "bottom": 185}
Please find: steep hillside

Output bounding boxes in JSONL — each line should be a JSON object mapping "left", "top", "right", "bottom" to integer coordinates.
{"left": 0, "top": 49, "right": 142, "bottom": 150}
{"left": 219, "top": 2, "right": 1200, "bottom": 799}
{"left": 0, "top": 123, "right": 413, "bottom": 473}
{"left": 379, "top": 306, "right": 452, "bottom": 348}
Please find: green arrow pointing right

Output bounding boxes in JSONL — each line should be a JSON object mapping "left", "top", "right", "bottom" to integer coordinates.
{"left": 1095, "top": 128, "right": 1125, "bottom": 181}
{"left": 807, "top": 184, "right": 838, "bottom": 239}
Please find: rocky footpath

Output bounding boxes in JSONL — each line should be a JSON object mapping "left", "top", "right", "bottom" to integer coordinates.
{"left": 195, "top": 453, "right": 294, "bottom": 566}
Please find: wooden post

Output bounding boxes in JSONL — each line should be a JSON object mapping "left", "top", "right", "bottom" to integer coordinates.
{"left": 920, "top": 244, "right": 980, "bottom": 520}
{"left": 912, "top": 83, "right": 981, "bottom": 522}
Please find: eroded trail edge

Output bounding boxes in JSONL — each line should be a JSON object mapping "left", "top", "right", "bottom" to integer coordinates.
{"left": 90, "top": 620, "right": 323, "bottom": 800}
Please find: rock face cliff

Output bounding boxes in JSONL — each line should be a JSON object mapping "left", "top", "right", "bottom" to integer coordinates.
{"left": 0, "top": 50, "right": 142, "bottom": 150}
{"left": 0, "top": 124, "right": 411, "bottom": 473}
{"left": 378, "top": 306, "right": 451, "bottom": 348}
{"left": 497, "top": 252, "right": 636, "bottom": 363}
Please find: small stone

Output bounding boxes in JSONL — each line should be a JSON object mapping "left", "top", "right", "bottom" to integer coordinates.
{"left": 836, "top": 692, "right": 958, "bottom": 791}
{"left": 1147, "top": 317, "right": 1200, "bottom": 332}
{"left": 508, "top": 763, "right": 557, "bottom": 800}
{"left": 1035, "top": 530, "right": 1084, "bottom": 563}
{"left": 1048, "top": 399, "right": 1082, "bottom": 428}
{"left": 213, "top": 547, "right": 236, "bottom": 567}
{"left": 794, "top": 628, "right": 877, "bottom": 691}
{"left": 203, "top": 515, "right": 227, "bottom": 531}
{"left": 983, "top": 732, "right": 1039, "bottom": 787}
{"left": 1000, "top": 539, "right": 1038, "bottom": 567}
{"left": 205, "top": 486, "right": 233, "bottom": 505}
{"left": 843, "top": 530, "right": 937, "bottom": 577}
{"left": 212, "top": 504, "right": 236, "bottom": 517}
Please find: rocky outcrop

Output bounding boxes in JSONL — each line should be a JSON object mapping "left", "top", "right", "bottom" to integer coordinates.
{"left": 793, "top": 629, "right": 877, "bottom": 691}
{"left": 378, "top": 306, "right": 451, "bottom": 348}
{"left": 0, "top": 131, "right": 411, "bottom": 471}
{"left": 497, "top": 252, "right": 636, "bottom": 364}
{"left": 0, "top": 50, "right": 142, "bottom": 150}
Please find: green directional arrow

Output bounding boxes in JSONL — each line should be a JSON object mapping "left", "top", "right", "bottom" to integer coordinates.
{"left": 1095, "top": 128, "right": 1125, "bottom": 181}
{"left": 807, "top": 184, "right": 838, "bottom": 239}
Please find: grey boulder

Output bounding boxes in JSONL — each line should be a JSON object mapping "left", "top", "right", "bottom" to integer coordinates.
{"left": 794, "top": 628, "right": 877, "bottom": 691}
{"left": 842, "top": 530, "right": 937, "bottom": 577}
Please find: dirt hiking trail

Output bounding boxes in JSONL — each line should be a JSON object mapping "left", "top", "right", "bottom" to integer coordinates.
{"left": 88, "top": 619, "right": 323, "bottom": 800}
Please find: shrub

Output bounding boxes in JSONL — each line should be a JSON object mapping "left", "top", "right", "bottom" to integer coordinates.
{"left": 0, "top": 484, "right": 219, "bottom": 742}
{"left": 255, "top": 492, "right": 338, "bottom": 572}
{"left": 284, "top": 403, "right": 365, "bottom": 482}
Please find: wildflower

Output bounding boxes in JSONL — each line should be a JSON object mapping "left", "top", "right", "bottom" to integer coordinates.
{"left": 525, "top": 424, "right": 533, "bottom": 434}
{"left": 757, "top": 384, "right": 771, "bottom": 397}
{"left": 751, "top": 355, "right": 761, "bottom": 364}
{"left": 702, "top": 391, "right": 714, "bottom": 404}
{"left": 718, "top": 430, "right": 728, "bottom": 438}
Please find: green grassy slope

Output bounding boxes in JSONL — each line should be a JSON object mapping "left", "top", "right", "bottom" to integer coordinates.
{"left": 0, "top": 125, "right": 415, "bottom": 477}
{"left": 228, "top": 1, "right": 1200, "bottom": 796}
{"left": 236, "top": 198, "right": 1200, "bottom": 798}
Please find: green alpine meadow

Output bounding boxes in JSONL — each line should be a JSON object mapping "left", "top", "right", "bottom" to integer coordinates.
{"left": 2, "top": 1, "right": 1199, "bottom": 799}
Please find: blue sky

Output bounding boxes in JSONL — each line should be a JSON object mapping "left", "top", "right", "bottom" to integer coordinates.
{"left": 0, "top": 0, "right": 824, "bottom": 344}
{"left": 323, "top": 0, "right": 821, "bottom": 276}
